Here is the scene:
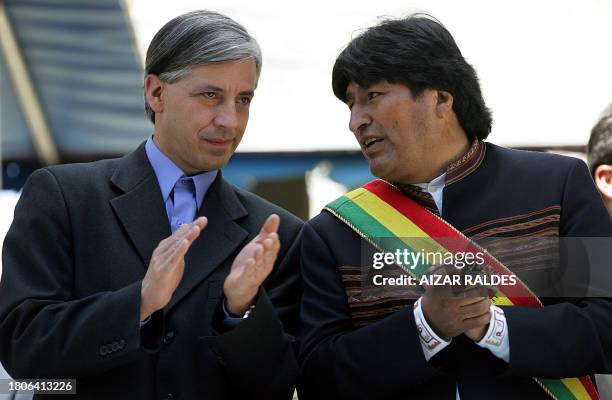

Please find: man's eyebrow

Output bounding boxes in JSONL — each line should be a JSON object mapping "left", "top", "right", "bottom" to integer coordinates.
{"left": 193, "top": 84, "right": 223, "bottom": 92}
{"left": 193, "top": 85, "right": 254, "bottom": 97}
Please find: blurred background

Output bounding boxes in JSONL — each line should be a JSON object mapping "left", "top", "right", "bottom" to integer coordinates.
{"left": 3, "top": 0, "right": 612, "bottom": 220}
{"left": 1, "top": 0, "right": 612, "bottom": 397}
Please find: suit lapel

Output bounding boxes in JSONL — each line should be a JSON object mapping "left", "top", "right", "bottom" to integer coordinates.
{"left": 108, "top": 144, "right": 249, "bottom": 311}
{"left": 167, "top": 173, "right": 249, "bottom": 312}
{"left": 109, "top": 143, "right": 171, "bottom": 269}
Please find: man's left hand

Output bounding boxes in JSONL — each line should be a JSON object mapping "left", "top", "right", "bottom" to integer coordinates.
{"left": 223, "top": 214, "right": 281, "bottom": 316}
{"left": 465, "top": 323, "right": 489, "bottom": 341}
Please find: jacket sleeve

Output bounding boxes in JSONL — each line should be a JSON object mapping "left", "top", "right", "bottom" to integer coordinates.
{"left": 503, "top": 159, "right": 612, "bottom": 378}
{"left": 205, "top": 219, "right": 303, "bottom": 400}
{"left": 298, "top": 221, "right": 450, "bottom": 400}
{"left": 0, "top": 169, "right": 164, "bottom": 379}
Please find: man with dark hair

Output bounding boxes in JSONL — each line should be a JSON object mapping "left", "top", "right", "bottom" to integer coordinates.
{"left": 0, "top": 10, "right": 301, "bottom": 400}
{"left": 587, "top": 104, "right": 612, "bottom": 400}
{"left": 299, "top": 15, "right": 612, "bottom": 399}
{"left": 588, "top": 104, "right": 612, "bottom": 216}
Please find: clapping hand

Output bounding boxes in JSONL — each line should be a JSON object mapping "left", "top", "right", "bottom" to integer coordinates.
{"left": 223, "top": 214, "right": 281, "bottom": 315}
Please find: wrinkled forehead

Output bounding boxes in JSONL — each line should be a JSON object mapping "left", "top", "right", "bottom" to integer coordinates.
{"left": 176, "top": 58, "right": 258, "bottom": 91}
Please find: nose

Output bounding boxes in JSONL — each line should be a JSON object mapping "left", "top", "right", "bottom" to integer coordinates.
{"left": 213, "top": 101, "right": 241, "bottom": 130}
{"left": 348, "top": 105, "right": 371, "bottom": 135}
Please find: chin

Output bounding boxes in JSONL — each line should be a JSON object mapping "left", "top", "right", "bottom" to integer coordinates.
{"left": 370, "top": 170, "right": 394, "bottom": 182}
{"left": 368, "top": 165, "right": 392, "bottom": 181}
{"left": 204, "top": 157, "right": 231, "bottom": 171}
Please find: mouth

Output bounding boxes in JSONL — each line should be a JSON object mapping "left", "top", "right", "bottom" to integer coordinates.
{"left": 363, "top": 137, "right": 384, "bottom": 149}
{"left": 203, "top": 137, "right": 233, "bottom": 147}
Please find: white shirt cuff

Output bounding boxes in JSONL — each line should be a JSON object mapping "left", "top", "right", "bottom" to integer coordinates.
{"left": 475, "top": 304, "right": 510, "bottom": 363}
{"left": 413, "top": 297, "right": 452, "bottom": 360}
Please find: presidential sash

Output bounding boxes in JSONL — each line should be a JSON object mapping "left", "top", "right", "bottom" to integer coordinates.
{"left": 324, "top": 179, "right": 599, "bottom": 400}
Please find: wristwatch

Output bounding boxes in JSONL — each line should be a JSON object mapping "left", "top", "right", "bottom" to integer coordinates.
{"left": 242, "top": 304, "right": 256, "bottom": 319}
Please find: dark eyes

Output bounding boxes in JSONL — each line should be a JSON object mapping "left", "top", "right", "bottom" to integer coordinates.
{"left": 200, "top": 92, "right": 252, "bottom": 106}
{"left": 238, "top": 96, "right": 252, "bottom": 105}
{"left": 347, "top": 91, "right": 383, "bottom": 109}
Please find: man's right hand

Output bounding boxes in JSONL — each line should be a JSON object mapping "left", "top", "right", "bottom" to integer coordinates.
{"left": 421, "top": 286, "right": 491, "bottom": 340}
{"left": 140, "top": 217, "right": 208, "bottom": 321}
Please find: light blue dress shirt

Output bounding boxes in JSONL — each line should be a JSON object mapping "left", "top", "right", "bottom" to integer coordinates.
{"left": 144, "top": 136, "right": 217, "bottom": 222}
{"left": 144, "top": 136, "right": 242, "bottom": 327}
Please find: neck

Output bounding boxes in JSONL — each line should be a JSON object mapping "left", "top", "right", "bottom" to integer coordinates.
{"left": 408, "top": 133, "right": 471, "bottom": 184}
{"left": 152, "top": 132, "right": 197, "bottom": 176}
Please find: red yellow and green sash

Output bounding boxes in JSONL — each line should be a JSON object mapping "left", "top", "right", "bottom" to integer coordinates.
{"left": 324, "top": 179, "right": 599, "bottom": 400}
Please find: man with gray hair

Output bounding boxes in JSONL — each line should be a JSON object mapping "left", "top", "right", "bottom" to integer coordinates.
{"left": 0, "top": 10, "right": 302, "bottom": 400}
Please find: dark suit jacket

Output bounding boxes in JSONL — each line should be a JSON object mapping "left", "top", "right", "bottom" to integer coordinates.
{"left": 0, "top": 143, "right": 303, "bottom": 400}
{"left": 299, "top": 143, "right": 612, "bottom": 400}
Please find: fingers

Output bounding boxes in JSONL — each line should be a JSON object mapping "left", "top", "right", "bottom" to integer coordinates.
{"left": 183, "top": 222, "right": 204, "bottom": 243}
{"left": 166, "top": 236, "right": 191, "bottom": 266}
{"left": 224, "top": 218, "right": 281, "bottom": 311}
{"left": 160, "top": 218, "right": 207, "bottom": 251}
{"left": 142, "top": 218, "right": 208, "bottom": 317}
{"left": 424, "top": 282, "right": 488, "bottom": 304}
{"left": 248, "top": 227, "right": 280, "bottom": 269}
{"left": 181, "top": 217, "right": 207, "bottom": 243}
{"left": 241, "top": 235, "right": 278, "bottom": 279}
{"left": 158, "top": 218, "right": 207, "bottom": 260}
{"left": 458, "top": 296, "right": 487, "bottom": 307}
{"left": 458, "top": 285, "right": 490, "bottom": 299}
{"left": 260, "top": 214, "right": 280, "bottom": 236}
{"left": 262, "top": 233, "right": 280, "bottom": 260}
{"left": 156, "top": 224, "right": 189, "bottom": 254}
{"left": 252, "top": 243, "right": 264, "bottom": 260}
{"left": 157, "top": 226, "right": 192, "bottom": 258}
{"left": 244, "top": 257, "right": 256, "bottom": 269}
{"left": 463, "top": 310, "right": 492, "bottom": 331}
{"left": 259, "top": 231, "right": 279, "bottom": 258}
{"left": 262, "top": 234, "right": 276, "bottom": 251}
{"left": 268, "top": 232, "right": 280, "bottom": 248}
{"left": 459, "top": 297, "right": 490, "bottom": 320}
{"left": 422, "top": 282, "right": 456, "bottom": 299}
{"left": 192, "top": 216, "right": 208, "bottom": 230}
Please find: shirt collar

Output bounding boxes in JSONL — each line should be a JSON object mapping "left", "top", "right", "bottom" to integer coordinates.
{"left": 145, "top": 136, "right": 218, "bottom": 209}
{"left": 392, "top": 139, "right": 485, "bottom": 212}
{"left": 444, "top": 139, "right": 486, "bottom": 185}
{"left": 414, "top": 172, "right": 447, "bottom": 192}
{"left": 396, "top": 139, "right": 485, "bottom": 190}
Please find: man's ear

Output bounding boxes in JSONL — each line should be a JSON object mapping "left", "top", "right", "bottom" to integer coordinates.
{"left": 594, "top": 164, "right": 612, "bottom": 200}
{"left": 144, "top": 74, "right": 165, "bottom": 114}
{"left": 435, "top": 90, "right": 454, "bottom": 116}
